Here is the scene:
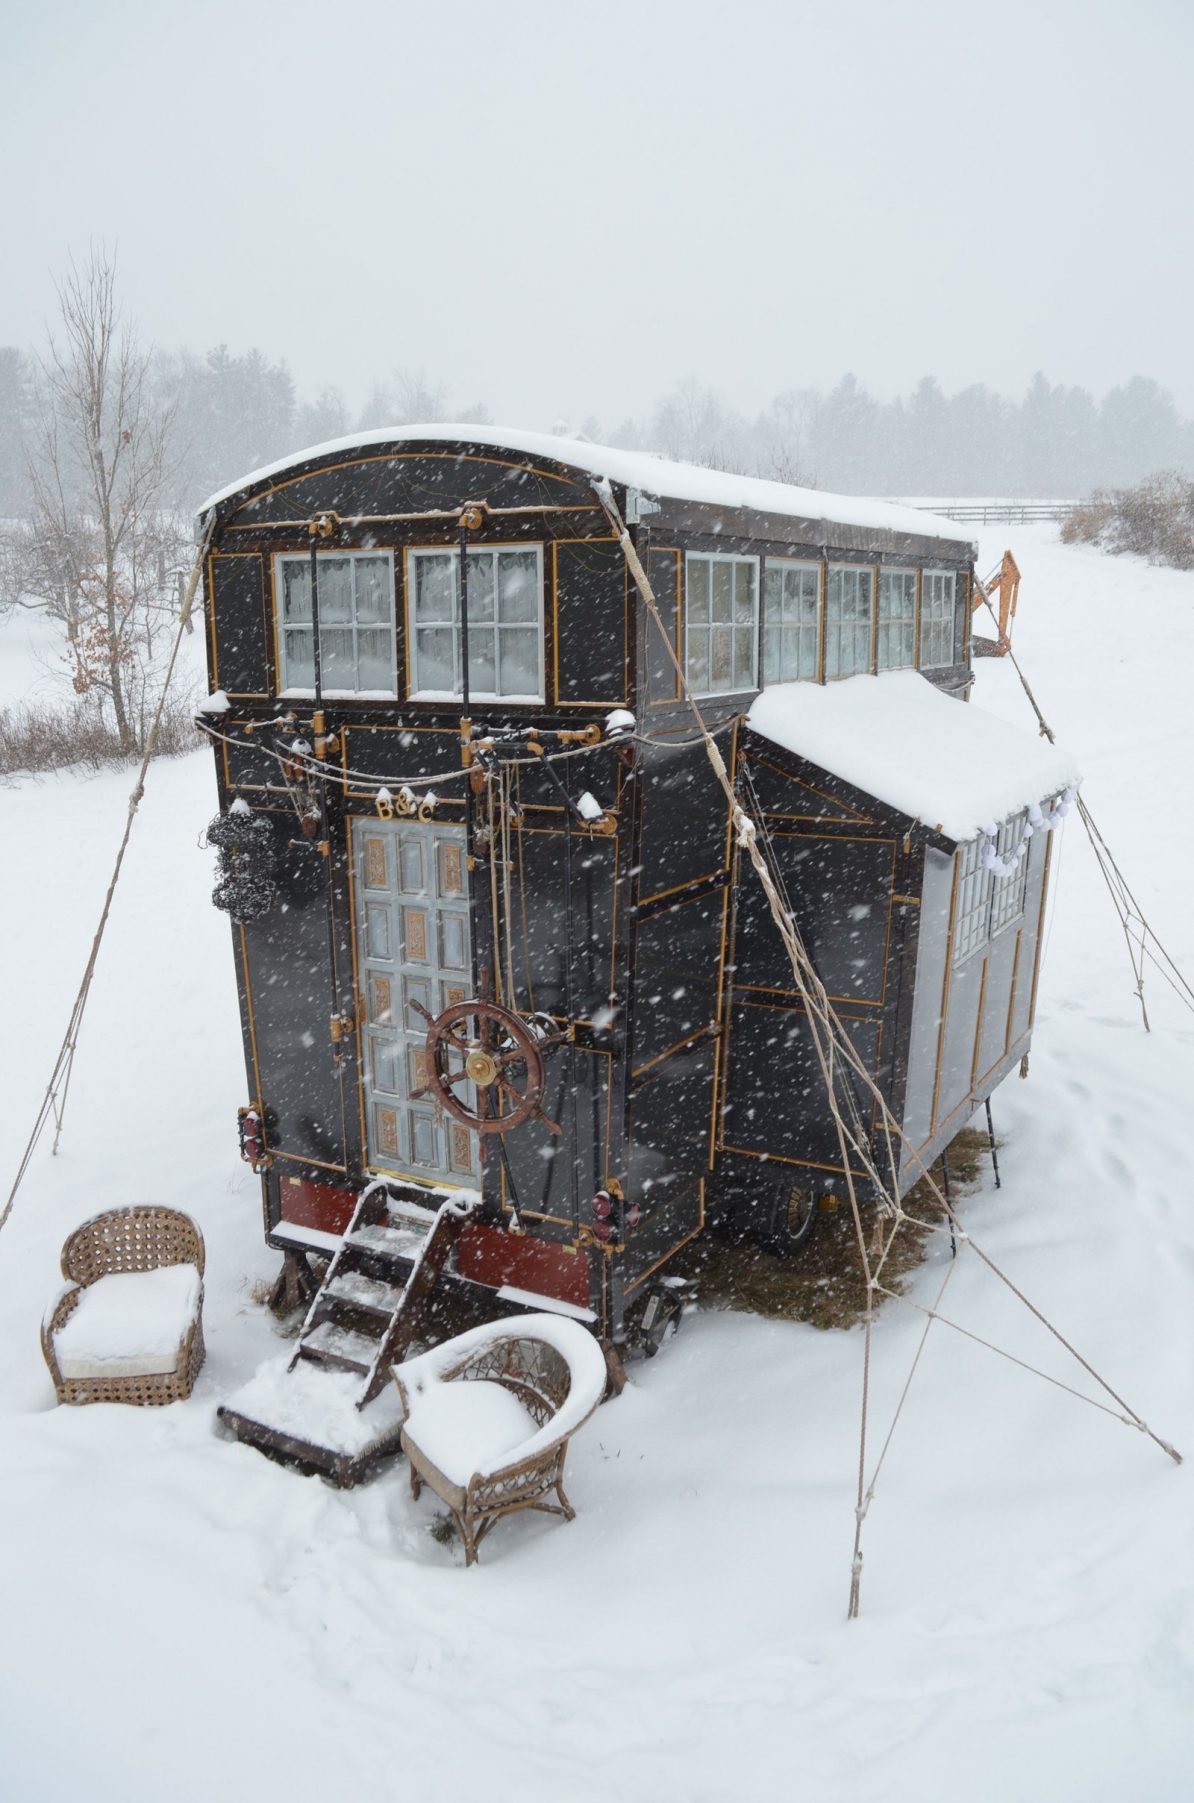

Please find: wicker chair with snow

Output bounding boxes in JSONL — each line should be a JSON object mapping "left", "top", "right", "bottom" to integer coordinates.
{"left": 392, "top": 1314, "right": 607, "bottom": 1565}
{"left": 41, "top": 1206, "right": 206, "bottom": 1407}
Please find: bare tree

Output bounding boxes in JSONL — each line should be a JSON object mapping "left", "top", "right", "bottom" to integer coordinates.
{"left": 4, "top": 249, "right": 188, "bottom": 753}
{"left": 356, "top": 367, "right": 491, "bottom": 432}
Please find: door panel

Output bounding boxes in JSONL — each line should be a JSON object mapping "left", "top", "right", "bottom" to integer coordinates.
{"left": 354, "top": 817, "right": 479, "bottom": 1184}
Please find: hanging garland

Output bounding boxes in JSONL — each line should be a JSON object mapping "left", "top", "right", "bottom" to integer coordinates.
{"left": 979, "top": 786, "right": 1077, "bottom": 878}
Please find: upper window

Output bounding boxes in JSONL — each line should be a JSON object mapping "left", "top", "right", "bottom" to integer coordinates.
{"left": 989, "top": 814, "right": 1030, "bottom": 935}
{"left": 277, "top": 551, "right": 396, "bottom": 695}
{"left": 685, "top": 553, "right": 759, "bottom": 695}
{"left": 407, "top": 546, "right": 544, "bottom": 701}
{"left": 824, "top": 565, "right": 874, "bottom": 679}
{"left": 920, "top": 569, "right": 957, "bottom": 669}
{"left": 953, "top": 811, "right": 1030, "bottom": 965}
{"left": 877, "top": 570, "right": 917, "bottom": 671}
{"left": 952, "top": 835, "right": 990, "bottom": 964}
{"left": 763, "top": 560, "right": 820, "bottom": 683}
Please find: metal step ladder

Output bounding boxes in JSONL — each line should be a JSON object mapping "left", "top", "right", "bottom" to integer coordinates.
{"left": 288, "top": 1179, "right": 475, "bottom": 1408}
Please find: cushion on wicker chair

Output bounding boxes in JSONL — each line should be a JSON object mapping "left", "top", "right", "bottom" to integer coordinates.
{"left": 402, "top": 1378, "right": 537, "bottom": 1486}
{"left": 393, "top": 1315, "right": 607, "bottom": 1564}
{"left": 52, "top": 1265, "right": 202, "bottom": 1380}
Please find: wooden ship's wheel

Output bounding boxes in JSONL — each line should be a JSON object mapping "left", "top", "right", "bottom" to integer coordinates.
{"left": 411, "top": 993, "right": 565, "bottom": 1136}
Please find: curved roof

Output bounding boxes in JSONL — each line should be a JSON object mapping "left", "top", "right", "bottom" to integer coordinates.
{"left": 197, "top": 423, "right": 973, "bottom": 546}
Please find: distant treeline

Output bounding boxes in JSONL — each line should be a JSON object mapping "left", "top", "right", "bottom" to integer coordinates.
{"left": 1, "top": 342, "right": 1191, "bottom": 513}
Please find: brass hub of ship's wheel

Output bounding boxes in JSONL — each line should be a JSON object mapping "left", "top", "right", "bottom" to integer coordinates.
{"left": 465, "top": 1047, "right": 500, "bottom": 1087}
{"left": 411, "top": 995, "right": 564, "bottom": 1136}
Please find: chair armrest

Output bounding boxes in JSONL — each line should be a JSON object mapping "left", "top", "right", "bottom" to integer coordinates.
{"left": 40, "top": 1284, "right": 83, "bottom": 1387}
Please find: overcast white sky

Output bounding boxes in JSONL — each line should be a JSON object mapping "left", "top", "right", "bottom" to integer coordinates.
{"left": 6, "top": 0, "right": 1193, "bottom": 425}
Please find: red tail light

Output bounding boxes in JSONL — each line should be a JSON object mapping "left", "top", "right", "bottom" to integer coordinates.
{"left": 239, "top": 1107, "right": 265, "bottom": 1165}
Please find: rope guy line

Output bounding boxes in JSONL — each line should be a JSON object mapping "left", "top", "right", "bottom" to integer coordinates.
{"left": 2, "top": 518, "right": 217, "bottom": 1236}
{"left": 974, "top": 581, "right": 1194, "bottom": 1030}
{"left": 594, "top": 480, "right": 1182, "bottom": 1619}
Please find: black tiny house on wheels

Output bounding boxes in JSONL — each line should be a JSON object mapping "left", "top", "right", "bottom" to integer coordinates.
{"left": 196, "top": 426, "right": 1078, "bottom": 1351}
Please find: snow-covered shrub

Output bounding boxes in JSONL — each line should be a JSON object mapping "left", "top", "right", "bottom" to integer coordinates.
{"left": 0, "top": 692, "right": 199, "bottom": 776}
{"left": 1062, "top": 472, "right": 1194, "bottom": 568}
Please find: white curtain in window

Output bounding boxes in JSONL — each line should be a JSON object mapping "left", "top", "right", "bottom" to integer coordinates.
{"left": 920, "top": 570, "right": 956, "bottom": 669}
{"left": 763, "top": 562, "right": 820, "bottom": 683}
{"left": 824, "top": 567, "right": 874, "bottom": 678}
{"left": 877, "top": 570, "right": 916, "bottom": 671}
{"left": 409, "top": 547, "right": 544, "bottom": 699}
{"left": 277, "top": 551, "right": 397, "bottom": 694}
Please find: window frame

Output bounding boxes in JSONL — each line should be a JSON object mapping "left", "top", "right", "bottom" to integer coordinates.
{"left": 405, "top": 543, "right": 546, "bottom": 703}
{"left": 683, "top": 551, "right": 761, "bottom": 697}
{"left": 952, "top": 810, "right": 1031, "bottom": 967}
{"left": 762, "top": 557, "right": 822, "bottom": 685}
{"left": 919, "top": 568, "right": 957, "bottom": 670}
{"left": 876, "top": 567, "right": 918, "bottom": 672}
{"left": 989, "top": 814, "right": 1031, "bottom": 936}
{"left": 275, "top": 549, "right": 398, "bottom": 698}
{"left": 824, "top": 563, "right": 876, "bottom": 680}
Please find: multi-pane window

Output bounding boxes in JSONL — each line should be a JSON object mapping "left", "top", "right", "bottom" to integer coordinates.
{"left": 277, "top": 552, "right": 396, "bottom": 694}
{"left": 952, "top": 835, "right": 990, "bottom": 964}
{"left": 877, "top": 570, "right": 917, "bottom": 671}
{"left": 952, "top": 811, "right": 1030, "bottom": 965}
{"left": 920, "top": 569, "right": 957, "bottom": 669}
{"left": 990, "top": 814, "right": 1030, "bottom": 934}
{"left": 685, "top": 554, "right": 759, "bottom": 695}
{"left": 824, "top": 565, "right": 874, "bottom": 679}
{"left": 407, "top": 546, "right": 543, "bottom": 700}
{"left": 763, "top": 560, "right": 820, "bottom": 683}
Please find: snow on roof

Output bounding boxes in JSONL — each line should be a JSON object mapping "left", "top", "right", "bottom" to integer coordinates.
{"left": 197, "top": 423, "right": 973, "bottom": 546}
{"left": 746, "top": 672, "right": 1081, "bottom": 841}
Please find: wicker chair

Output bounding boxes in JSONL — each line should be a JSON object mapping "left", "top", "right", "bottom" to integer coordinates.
{"left": 41, "top": 1206, "right": 206, "bottom": 1406}
{"left": 393, "top": 1314, "right": 607, "bottom": 1565}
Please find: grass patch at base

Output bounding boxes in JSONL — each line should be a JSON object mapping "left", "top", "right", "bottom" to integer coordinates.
{"left": 671, "top": 1127, "right": 994, "bottom": 1331}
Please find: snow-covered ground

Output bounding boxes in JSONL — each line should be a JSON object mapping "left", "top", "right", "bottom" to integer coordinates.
{"left": 0, "top": 610, "right": 74, "bottom": 708}
{"left": 1, "top": 525, "right": 1193, "bottom": 1801}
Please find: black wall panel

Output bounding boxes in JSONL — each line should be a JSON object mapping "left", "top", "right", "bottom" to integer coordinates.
{"left": 636, "top": 736, "right": 731, "bottom": 902}
{"left": 554, "top": 539, "right": 626, "bottom": 704}
{"left": 211, "top": 554, "right": 269, "bottom": 695}
{"left": 735, "top": 832, "right": 896, "bottom": 1006}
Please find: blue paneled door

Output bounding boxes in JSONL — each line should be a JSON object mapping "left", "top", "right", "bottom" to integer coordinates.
{"left": 354, "top": 817, "right": 479, "bottom": 1184}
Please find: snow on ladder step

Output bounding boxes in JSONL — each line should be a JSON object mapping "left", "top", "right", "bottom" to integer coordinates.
{"left": 347, "top": 1221, "right": 427, "bottom": 1258}
{"left": 301, "top": 1320, "right": 379, "bottom": 1372}
{"left": 324, "top": 1270, "right": 406, "bottom": 1313}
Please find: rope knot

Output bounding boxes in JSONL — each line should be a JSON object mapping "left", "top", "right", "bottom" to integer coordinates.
{"left": 732, "top": 805, "right": 757, "bottom": 848}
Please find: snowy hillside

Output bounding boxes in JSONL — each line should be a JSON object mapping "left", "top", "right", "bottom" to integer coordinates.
{"left": 1, "top": 524, "right": 1193, "bottom": 1801}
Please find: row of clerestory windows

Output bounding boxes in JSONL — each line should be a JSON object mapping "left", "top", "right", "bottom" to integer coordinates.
{"left": 689, "top": 554, "right": 960, "bottom": 696}
{"left": 271, "top": 546, "right": 963, "bottom": 702}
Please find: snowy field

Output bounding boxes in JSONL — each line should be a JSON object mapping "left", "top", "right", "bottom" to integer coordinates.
{"left": 2, "top": 524, "right": 1193, "bottom": 1801}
